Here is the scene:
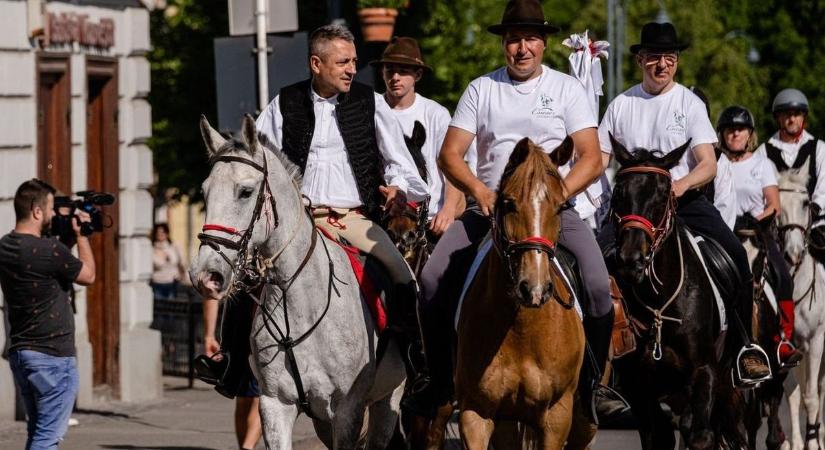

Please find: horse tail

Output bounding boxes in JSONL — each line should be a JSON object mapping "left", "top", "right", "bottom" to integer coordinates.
{"left": 518, "top": 423, "right": 540, "bottom": 450}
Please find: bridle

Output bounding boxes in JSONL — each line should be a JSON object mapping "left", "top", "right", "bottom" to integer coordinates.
{"left": 778, "top": 186, "right": 818, "bottom": 308}
{"left": 198, "top": 153, "right": 279, "bottom": 295}
{"left": 490, "top": 197, "right": 574, "bottom": 309}
{"left": 612, "top": 166, "right": 677, "bottom": 264}
{"left": 611, "top": 165, "right": 683, "bottom": 361}
{"left": 196, "top": 151, "right": 339, "bottom": 420}
{"left": 389, "top": 198, "right": 431, "bottom": 274}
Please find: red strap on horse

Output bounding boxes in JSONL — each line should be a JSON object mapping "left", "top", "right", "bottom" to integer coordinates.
{"left": 406, "top": 201, "right": 419, "bottom": 209}
{"left": 202, "top": 224, "right": 241, "bottom": 235}
{"left": 515, "top": 236, "right": 556, "bottom": 249}
{"left": 619, "top": 214, "right": 656, "bottom": 239}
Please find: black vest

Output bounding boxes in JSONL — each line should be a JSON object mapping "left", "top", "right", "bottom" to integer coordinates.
{"left": 765, "top": 139, "right": 818, "bottom": 196}
{"left": 279, "top": 80, "right": 386, "bottom": 222}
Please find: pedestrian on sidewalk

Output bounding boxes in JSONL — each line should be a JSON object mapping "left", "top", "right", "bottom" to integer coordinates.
{"left": 0, "top": 179, "right": 97, "bottom": 450}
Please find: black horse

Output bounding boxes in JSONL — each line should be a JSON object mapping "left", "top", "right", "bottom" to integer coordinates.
{"left": 605, "top": 135, "right": 746, "bottom": 449}
{"left": 735, "top": 213, "right": 788, "bottom": 450}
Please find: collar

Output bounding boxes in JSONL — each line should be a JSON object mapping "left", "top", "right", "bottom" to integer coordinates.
{"left": 310, "top": 86, "right": 339, "bottom": 105}
{"left": 769, "top": 129, "right": 814, "bottom": 148}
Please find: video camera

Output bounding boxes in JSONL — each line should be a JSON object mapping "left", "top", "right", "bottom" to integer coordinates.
{"left": 52, "top": 191, "right": 116, "bottom": 241}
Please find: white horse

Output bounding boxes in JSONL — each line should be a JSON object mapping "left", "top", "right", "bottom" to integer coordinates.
{"left": 190, "top": 115, "right": 406, "bottom": 450}
{"left": 778, "top": 162, "right": 825, "bottom": 450}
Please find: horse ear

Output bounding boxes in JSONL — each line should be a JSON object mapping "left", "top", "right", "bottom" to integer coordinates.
{"left": 508, "top": 137, "right": 533, "bottom": 168}
{"left": 549, "top": 136, "right": 574, "bottom": 167}
{"left": 758, "top": 210, "right": 776, "bottom": 227}
{"left": 412, "top": 120, "right": 427, "bottom": 148}
{"left": 200, "top": 115, "right": 226, "bottom": 157}
{"left": 657, "top": 139, "right": 692, "bottom": 170}
{"left": 609, "top": 133, "right": 634, "bottom": 168}
{"left": 241, "top": 113, "right": 258, "bottom": 155}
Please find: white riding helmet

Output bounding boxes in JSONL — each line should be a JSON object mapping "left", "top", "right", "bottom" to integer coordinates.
{"left": 772, "top": 88, "right": 809, "bottom": 114}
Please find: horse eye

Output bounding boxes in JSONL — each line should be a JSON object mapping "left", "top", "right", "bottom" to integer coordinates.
{"left": 501, "top": 198, "right": 516, "bottom": 212}
{"left": 239, "top": 187, "right": 254, "bottom": 199}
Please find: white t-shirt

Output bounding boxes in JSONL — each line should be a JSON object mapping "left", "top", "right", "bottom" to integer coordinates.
{"left": 598, "top": 83, "right": 718, "bottom": 180}
{"left": 713, "top": 152, "right": 737, "bottom": 230}
{"left": 390, "top": 93, "right": 452, "bottom": 219}
{"left": 730, "top": 152, "right": 778, "bottom": 218}
{"left": 450, "top": 65, "right": 597, "bottom": 190}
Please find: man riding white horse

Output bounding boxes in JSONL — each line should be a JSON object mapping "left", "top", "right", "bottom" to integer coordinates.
{"left": 255, "top": 24, "right": 428, "bottom": 354}
{"left": 597, "top": 21, "right": 771, "bottom": 384}
{"left": 756, "top": 88, "right": 825, "bottom": 266}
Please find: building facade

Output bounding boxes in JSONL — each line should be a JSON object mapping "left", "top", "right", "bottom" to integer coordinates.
{"left": 0, "top": 0, "right": 160, "bottom": 419}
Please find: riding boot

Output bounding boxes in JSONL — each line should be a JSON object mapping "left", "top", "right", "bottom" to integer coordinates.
{"left": 776, "top": 299, "right": 803, "bottom": 366}
{"left": 390, "top": 281, "right": 426, "bottom": 374}
{"left": 581, "top": 308, "right": 615, "bottom": 423}
{"left": 400, "top": 298, "right": 453, "bottom": 419}
{"left": 735, "top": 283, "right": 772, "bottom": 382}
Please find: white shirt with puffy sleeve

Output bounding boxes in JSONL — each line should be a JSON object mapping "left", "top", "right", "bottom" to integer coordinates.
{"left": 255, "top": 87, "right": 428, "bottom": 209}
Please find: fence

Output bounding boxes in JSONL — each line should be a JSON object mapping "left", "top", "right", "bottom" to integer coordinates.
{"left": 152, "top": 287, "right": 204, "bottom": 387}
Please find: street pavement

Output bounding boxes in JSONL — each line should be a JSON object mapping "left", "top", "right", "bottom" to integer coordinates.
{"left": 0, "top": 376, "right": 797, "bottom": 450}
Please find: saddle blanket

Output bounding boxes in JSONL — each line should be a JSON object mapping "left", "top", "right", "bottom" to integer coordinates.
{"left": 455, "top": 235, "right": 583, "bottom": 331}
{"left": 685, "top": 230, "right": 728, "bottom": 333}
{"left": 316, "top": 226, "right": 387, "bottom": 333}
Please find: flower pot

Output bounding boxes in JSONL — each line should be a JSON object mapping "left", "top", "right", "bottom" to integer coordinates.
{"left": 357, "top": 8, "right": 398, "bottom": 43}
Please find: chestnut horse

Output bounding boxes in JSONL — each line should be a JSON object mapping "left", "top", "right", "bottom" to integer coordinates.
{"left": 455, "top": 137, "right": 594, "bottom": 450}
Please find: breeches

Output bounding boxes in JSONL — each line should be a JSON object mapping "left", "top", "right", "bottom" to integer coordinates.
{"left": 419, "top": 207, "right": 612, "bottom": 318}
{"left": 765, "top": 234, "right": 794, "bottom": 301}
{"left": 312, "top": 207, "right": 414, "bottom": 285}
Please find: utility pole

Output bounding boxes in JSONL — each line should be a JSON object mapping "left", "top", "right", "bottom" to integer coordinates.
{"left": 255, "top": 0, "right": 268, "bottom": 111}
{"left": 606, "top": 0, "right": 625, "bottom": 103}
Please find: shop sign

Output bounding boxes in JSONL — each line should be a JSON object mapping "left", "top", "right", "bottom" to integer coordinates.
{"left": 45, "top": 12, "right": 114, "bottom": 49}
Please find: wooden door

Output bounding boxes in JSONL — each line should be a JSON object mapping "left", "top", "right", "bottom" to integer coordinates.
{"left": 85, "top": 58, "right": 120, "bottom": 392}
{"left": 37, "top": 56, "right": 71, "bottom": 192}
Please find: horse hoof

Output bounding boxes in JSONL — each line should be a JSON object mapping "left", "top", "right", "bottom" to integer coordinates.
{"left": 688, "top": 430, "right": 714, "bottom": 450}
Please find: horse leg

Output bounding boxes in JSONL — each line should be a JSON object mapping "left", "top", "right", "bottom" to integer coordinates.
{"left": 365, "top": 385, "right": 405, "bottom": 450}
{"left": 539, "top": 391, "right": 575, "bottom": 450}
{"left": 742, "top": 389, "right": 760, "bottom": 449}
{"left": 767, "top": 380, "right": 788, "bottom": 450}
{"left": 425, "top": 402, "right": 454, "bottom": 450}
{"left": 458, "top": 409, "right": 495, "bottom": 450}
{"left": 686, "top": 365, "right": 716, "bottom": 450}
{"left": 312, "top": 418, "right": 334, "bottom": 449}
{"left": 259, "top": 394, "right": 299, "bottom": 450}
{"left": 789, "top": 370, "right": 805, "bottom": 450}
{"left": 803, "top": 334, "right": 825, "bottom": 450}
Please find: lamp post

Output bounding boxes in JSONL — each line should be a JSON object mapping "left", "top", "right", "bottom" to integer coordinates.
{"left": 725, "top": 30, "right": 760, "bottom": 64}
{"left": 606, "top": 0, "right": 625, "bottom": 102}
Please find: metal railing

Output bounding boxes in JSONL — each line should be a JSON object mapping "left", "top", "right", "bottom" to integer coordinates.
{"left": 152, "top": 287, "right": 203, "bottom": 387}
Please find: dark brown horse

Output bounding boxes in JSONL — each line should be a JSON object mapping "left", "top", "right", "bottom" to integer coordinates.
{"left": 736, "top": 213, "right": 788, "bottom": 450}
{"left": 607, "top": 135, "right": 747, "bottom": 449}
{"left": 455, "top": 137, "right": 594, "bottom": 450}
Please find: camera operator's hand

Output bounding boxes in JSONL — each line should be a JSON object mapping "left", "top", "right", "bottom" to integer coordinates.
{"left": 72, "top": 211, "right": 92, "bottom": 238}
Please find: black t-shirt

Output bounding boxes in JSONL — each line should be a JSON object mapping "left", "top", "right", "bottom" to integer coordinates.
{"left": 0, "top": 231, "right": 83, "bottom": 357}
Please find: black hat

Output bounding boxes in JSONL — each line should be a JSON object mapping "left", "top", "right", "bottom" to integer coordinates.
{"left": 370, "top": 37, "right": 430, "bottom": 71}
{"left": 717, "top": 106, "right": 755, "bottom": 132}
{"left": 630, "top": 22, "right": 689, "bottom": 54}
{"left": 487, "top": 0, "right": 560, "bottom": 35}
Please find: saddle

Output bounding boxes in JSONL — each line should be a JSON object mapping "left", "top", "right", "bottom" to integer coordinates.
{"left": 690, "top": 230, "right": 742, "bottom": 304}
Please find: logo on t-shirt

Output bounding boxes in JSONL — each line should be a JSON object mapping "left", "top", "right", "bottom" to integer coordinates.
{"left": 532, "top": 94, "right": 555, "bottom": 118}
{"left": 666, "top": 110, "right": 686, "bottom": 133}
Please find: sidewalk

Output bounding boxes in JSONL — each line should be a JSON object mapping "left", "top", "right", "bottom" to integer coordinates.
{"left": 0, "top": 376, "right": 324, "bottom": 450}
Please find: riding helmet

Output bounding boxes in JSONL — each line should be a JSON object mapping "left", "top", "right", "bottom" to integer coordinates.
{"left": 717, "top": 105, "right": 755, "bottom": 132}
{"left": 772, "top": 88, "right": 809, "bottom": 114}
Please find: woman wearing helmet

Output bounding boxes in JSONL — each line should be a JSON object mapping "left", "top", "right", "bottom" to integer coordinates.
{"left": 718, "top": 105, "right": 802, "bottom": 367}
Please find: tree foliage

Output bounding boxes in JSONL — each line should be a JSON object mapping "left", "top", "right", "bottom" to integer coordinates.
{"left": 149, "top": 0, "right": 825, "bottom": 195}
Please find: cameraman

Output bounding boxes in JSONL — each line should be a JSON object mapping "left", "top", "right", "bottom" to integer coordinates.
{"left": 0, "top": 179, "right": 95, "bottom": 449}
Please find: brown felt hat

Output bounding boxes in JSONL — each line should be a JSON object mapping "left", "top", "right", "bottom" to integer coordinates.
{"left": 487, "top": 0, "right": 560, "bottom": 35}
{"left": 370, "top": 36, "right": 430, "bottom": 71}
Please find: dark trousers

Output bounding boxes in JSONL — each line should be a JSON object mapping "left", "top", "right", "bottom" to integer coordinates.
{"left": 765, "top": 234, "right": 794, "bottom": 301}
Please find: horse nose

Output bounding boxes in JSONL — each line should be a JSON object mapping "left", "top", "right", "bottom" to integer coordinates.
{"left": 541, "top": 281, "right": 555, "bottom": 304}
{"left": 518, "top": 280, "right": 544, "bottom": 308}
{"left": 196, "top": 271, "right": 225, "bottom": 299}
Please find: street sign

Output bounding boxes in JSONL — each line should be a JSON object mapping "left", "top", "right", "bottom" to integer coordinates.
{"left": 228, "top": 0, "right": 298, "bottom": 36}
{"left": 214, "top": 33, "right": 309, "bottom": 133}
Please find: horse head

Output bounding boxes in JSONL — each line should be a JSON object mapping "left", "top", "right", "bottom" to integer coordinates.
{"left": 494, "top": 136, "right": 573, "bottom": 308}
{"left": 190, "top": 114, "right": 304, "bottom": 300}
{"left": 778, "top": 159, "right": 811, "bottom": 267}
{"left": 386, "top": 201, "right": 426, "bottom": 266}
{"left": 734, "top": 211, "right": 776, "bottom": 250}
{"left": 610, "top": 133, "right": 691, "bottom": 284}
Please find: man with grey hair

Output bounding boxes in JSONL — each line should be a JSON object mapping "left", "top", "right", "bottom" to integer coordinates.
{"left": 256, "top": 24, "right": 428, "bottom": 345}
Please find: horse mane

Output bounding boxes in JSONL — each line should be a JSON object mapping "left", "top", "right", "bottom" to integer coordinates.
{"left": 206, "top": 131, "right": 303, "bottom": 185}
{"left": 499, "top": 143, "right": 564, "bottom": 200}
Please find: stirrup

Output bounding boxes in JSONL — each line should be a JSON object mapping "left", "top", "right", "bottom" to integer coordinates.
{"left": 732, "top": 344, "right": 772, "bottom": 389}
{"left": 777, "top": 340, "right": 802, "bottom": 370}
{"left": 193, "top": 352, "right": 230, "bottom": 386}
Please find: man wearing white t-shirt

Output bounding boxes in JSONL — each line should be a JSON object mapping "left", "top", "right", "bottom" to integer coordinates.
{"left": 406, "top": 0, "right": 612, "bottom": 416}
{"left": 371, "top": 36, "right": 466, "bottom": 234}
{"left": 756, "top": 88, "right": 825, "bottom": 263}
{"left": 598, "top": 22, "right": 770, "bottom": 381}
